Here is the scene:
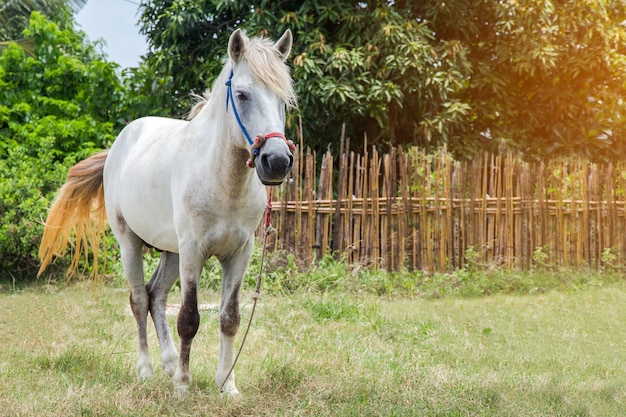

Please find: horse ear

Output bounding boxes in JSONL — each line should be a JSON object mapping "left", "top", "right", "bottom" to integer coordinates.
{"left": 274, "top": 29, "right": 293, "bottom": 61}
{"left": 228, "top": 29, "right": 246, "bottom": 63}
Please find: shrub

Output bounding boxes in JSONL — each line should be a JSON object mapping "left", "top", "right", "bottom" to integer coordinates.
{"left": 0, "top": 13, "right": 124, "bottom": 278}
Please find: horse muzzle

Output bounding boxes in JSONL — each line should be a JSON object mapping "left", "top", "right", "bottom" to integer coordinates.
{"left": 254, "top": 135, "right": 295, "bottom": 186}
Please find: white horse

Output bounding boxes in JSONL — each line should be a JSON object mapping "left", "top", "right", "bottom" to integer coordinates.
{"left": 38, "top": 29, "right": 297, "bottom": 395}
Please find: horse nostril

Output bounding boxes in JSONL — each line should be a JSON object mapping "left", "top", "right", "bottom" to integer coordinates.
{"left": 260, "top": 153, "right": 271, "bottom": 172}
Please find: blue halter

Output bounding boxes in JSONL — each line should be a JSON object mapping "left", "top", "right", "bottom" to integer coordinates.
{"left": 225, "top": 69, "right": 254, "bottom": 146}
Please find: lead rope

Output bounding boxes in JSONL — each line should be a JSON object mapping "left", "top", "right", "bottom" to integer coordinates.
{"left": 220, "top": 187, "right": 275, "bottom": 394}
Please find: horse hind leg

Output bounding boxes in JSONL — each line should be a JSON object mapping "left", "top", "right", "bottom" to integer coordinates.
{"left": 119, "top": 234, "right": 154, "bottom": 379}
{"left": 146, "top": 251, "right": 180, "bottom": 376}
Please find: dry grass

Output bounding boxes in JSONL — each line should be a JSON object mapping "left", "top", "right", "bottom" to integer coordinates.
{"left": 1, "top": 280, "right": 626, "bottom": 416}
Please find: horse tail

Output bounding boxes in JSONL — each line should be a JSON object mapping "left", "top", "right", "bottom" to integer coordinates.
{"left": 38, "top": 150, "right": 109, "bottom": 279}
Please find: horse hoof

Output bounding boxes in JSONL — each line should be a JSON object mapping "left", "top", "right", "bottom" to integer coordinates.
{"left": 174, "top": 369, "right": 191, "bottom": 393}
{"left": 163, "top": 362, "right": 177, "bottom": 377}
{"left": 162, "top": 352, "right": 179, "bottom": 377}
{"left": 137, "top": 361, "right": 154, "bottom": 380}
{"left": 220, "top": 381, "right": 241, "bottom": 398}
{"left": 221, "top": 387, "right": 241, "bottom": 399}
{"left": 175, "top": 383, "right": 189, "bottom": 396}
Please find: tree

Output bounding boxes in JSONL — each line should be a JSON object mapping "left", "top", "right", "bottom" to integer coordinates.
{"left": 418, "top": 0, "right": 626, "bottom": 160}
{"left": 137, "top": 0, "right": 626, "bottom": 160}
{"left": 0, "top": 12, "right": 126, "bottom": 276}
{"left": 0, "top": 0, "right": 87, "bottom": 40}
{"left": 138, "top": 1, "right": 472, "bottom": 153}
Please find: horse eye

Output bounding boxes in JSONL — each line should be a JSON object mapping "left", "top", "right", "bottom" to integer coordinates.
{"left": 236, "top": 91, "right": 248, "bottom": 101}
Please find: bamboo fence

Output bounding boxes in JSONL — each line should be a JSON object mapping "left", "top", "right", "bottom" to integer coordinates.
{"left": 262, "top": 144, "right": 626, "bottom": 272}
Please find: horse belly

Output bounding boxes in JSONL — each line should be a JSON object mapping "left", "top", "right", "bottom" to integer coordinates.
{"left": 121, "top": 197, "right": 179, "bottom": 252}
{"left": 118, "top": 163, "right": 179, "bottom": 252}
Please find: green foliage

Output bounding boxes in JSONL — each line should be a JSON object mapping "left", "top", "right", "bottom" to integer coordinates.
{"left": 119, "top": 64, "right": 174, "bottom": 121}
{"left": 532, "top": 245, "right": 552, "bottom": 270}
{"left": 430, "top": 0, "right": 626, "bottom": 160}
{"left": 600, "top": 246, "right": 619, "bottom": 271}
{"left": 137, "top": 0, "right": 472, "bottom": 152}
{"left": 137, "top": 0, "right": 626, "bottom": 159}
{"left": 205, "top": 245, "right": 626, "bottom": 299}
{"left": 0, "top": 0, "right": 85, "bottom": 40}
{"left": 283, "top": 2, "right": 473, "bottom": 153}
{"left": 0, "top": 12, "right": 128, "bottom": 276}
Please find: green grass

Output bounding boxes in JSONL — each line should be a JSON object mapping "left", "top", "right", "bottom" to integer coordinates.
{"left": 2, "top": 273, "right": 626, "bottom": 416}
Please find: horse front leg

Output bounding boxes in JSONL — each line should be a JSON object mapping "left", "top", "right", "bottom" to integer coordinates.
{"left": 216, "top": 238, "right": 254, "bottom": 396}
{"left": 173, "top": 250, "right": 202, "bottom": 392}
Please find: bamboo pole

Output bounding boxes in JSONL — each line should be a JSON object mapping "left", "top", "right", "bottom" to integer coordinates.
{"left": 371, "top": 147, "right": 381, "bottom": 269}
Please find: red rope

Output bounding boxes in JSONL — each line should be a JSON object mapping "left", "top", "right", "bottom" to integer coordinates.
{"left": 265, "top": 188, "right": 273, "bottom": 229}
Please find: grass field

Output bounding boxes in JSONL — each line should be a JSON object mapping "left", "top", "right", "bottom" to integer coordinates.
{"left": 1, "top": 276, "right": 626, "bottom": 416}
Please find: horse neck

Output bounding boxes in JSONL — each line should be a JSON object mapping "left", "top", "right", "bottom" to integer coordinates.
{"left": 186, "top": 90, "right": 260, "bottom": 196}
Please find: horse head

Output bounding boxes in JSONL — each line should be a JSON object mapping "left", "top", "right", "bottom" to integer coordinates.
{"left": 225, "top": 29, "right": 297, "bottom": 186}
